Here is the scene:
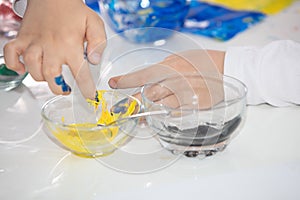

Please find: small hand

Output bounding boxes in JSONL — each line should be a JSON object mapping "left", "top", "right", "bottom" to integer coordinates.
{"left": 4, "top": 0, "right": 106, "bottom": 98}
{"left": 109, "top": 50, "right": 225, "bottom": 109}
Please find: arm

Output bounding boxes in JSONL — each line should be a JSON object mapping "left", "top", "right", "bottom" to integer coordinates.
{"left": 225, "top": 40, "right": 300, "bottom": 106}
{"left": 109, "top": 40, "right": 300, "bottom": 107}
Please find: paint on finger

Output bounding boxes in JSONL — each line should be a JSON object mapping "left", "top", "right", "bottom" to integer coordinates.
{"left": 55, "top": 75, "right": 71, "bottom": 92}
{"left": 95, "top": 90, "right": 100, "bottom": 102}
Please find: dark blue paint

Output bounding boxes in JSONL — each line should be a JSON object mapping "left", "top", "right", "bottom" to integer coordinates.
{"left": 54, "top": 75, "right": 71, "bottom": 92}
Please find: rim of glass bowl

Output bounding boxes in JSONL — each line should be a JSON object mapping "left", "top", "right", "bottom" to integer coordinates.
{"left": 0, "top": 55, "right": 28, "bottom": 90}
{"left": 141, "top": 73, "right": 248, "bottom": 112}
{"left": 41, "top": 91, "right": 142, "bottom": 130}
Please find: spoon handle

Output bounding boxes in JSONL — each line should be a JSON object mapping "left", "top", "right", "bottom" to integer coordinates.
{"left": 122, "top": 110, "right": 169, "bottom": 120}
{"left": 101, "top": 110, "right": 169, "bottom": 126}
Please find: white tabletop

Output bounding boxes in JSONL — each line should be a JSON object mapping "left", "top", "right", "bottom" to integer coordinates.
{"left": 1, "top": 1, "right": 300, "bottom": 200}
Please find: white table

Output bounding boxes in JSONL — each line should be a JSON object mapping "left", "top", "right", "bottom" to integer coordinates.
{"left": 1, "top": 1, "right": 300, "bottom": 199}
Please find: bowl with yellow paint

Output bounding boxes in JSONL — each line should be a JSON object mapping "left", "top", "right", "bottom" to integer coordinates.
{"left": 41, "top": 90, "right": 141, "bottom": 158}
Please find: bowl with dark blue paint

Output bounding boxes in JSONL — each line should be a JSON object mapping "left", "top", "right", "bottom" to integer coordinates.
{"left": 141, "top": 73, "right": 247, "bottom": 158}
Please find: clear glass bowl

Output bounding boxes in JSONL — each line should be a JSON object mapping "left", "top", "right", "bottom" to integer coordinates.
{"left": 99, "top": 0, "right": 190, "bottom": 43}
{"left": 141, "top": 73, "right": 247, "bottom": 158}
{"left": 0, "top": 55, "right": 28, "bottom": 91}
{"left": 41, "top": 90, "right": 141, "bottom": 158}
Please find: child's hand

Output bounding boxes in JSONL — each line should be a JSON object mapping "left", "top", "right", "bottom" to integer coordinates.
{"left": 109, "top": 50, "right": 225, "bottom": 108}
{"left": 4, "top": 0, "right": 106, "bottom": 98}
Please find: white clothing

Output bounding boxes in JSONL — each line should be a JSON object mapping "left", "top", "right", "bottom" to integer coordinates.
{"left": 224, "top": 40, "right": 300, "bottom": 106}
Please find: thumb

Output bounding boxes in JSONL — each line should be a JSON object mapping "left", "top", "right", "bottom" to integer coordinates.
{"left": 86, "top": 14, "right": 106, "bottom": 64}
{"left": 3, "top": 39, "right": 27, "bottom": 75}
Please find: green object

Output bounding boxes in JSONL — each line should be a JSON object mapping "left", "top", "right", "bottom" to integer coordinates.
{"left": 0, "top": 63, "right": 18, "bottom": 76}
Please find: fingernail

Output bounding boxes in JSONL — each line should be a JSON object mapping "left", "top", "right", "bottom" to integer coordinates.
{"left": 89, "top": 52, "right": 102, "bottom": 64}
{"left": 109, "top": 79, "right": 117, "bottom": 89}
{"left": 55, "top": 75, "right": 72, "bottom": 93}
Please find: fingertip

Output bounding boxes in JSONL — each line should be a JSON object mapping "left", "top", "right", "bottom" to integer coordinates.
{"left": 44, "top": 66, "right": 71, "bottom": 95}
{"left": 86, "top": 40, "right": 106, "bottom": 64}
{"left": 3, "top": 40, "right": 26, "bottom": 74}
{"left": 86, "top": 15, "right": 106, "bottom": 65}
{"left": 15, "top": 68, "right": 26, "bottom": 75}
{"left": 88, "top": 52, "right": 102, "bottom": 64}
{"left": 108, "top": 77, "right": 118, "bottom": 89}
{"left": 54, "top": 75, "right": 72, "bottom": 93}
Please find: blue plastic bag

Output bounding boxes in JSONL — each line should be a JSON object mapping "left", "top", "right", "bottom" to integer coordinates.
{"left": 86, "top": 0, "right": 265, "bottom": 42}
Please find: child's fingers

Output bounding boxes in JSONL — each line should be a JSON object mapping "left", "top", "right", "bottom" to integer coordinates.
{"left": 86, "top": 14, "right": 106, "bottom": 64}
{"left": 67, "top": 50, "right": 96, "bottom": 99}
{"left": 155, "top": 94, "right": 180, "bottom": 109}
{"left": 111, "top": 68, "right": 156, "bottom": 88}
{"left": 42, "top": 52, "right": 71, "bottom": 95}
{"left": 3, "top": 39, "right": 27, "bottom": 75}
{"left": 23, "top": 43, "right": 44, "bottom": 81}
{"left": 142, "top": 83, "right": 173, "bottom": 102}
{"left": 109, "top": 64, "right": 167, "bottom": 89}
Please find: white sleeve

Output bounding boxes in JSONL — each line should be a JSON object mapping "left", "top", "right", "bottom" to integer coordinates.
{"left": 224, "top": 40, "right": 300, "bottom": 107}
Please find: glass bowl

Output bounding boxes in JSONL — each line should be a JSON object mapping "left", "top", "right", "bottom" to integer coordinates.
{"left": 99, "top": 0, "right": 190, "bottom": 43}
{"left": 41, "top": 90, "right": 141, "bottom": 158}
{"left": 141, "top": 73, "right": 247, "bottom": 158}
{"left": 0, "top": 55, "right": 28, "bottom": 91}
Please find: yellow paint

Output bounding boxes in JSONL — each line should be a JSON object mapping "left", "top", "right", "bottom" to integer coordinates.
{"left": 52, "top": 123, "right": 118, "bottom": 157}
{"left": 51, "top": 90, "right": 138, "bottom": 157}
{"left": 201, "top": 0, "right": 294, "bottom": 14}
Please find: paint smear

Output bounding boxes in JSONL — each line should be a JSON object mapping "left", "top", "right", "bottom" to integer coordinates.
{"left": 50, "top": 90, "right": 138, "bottom": 157}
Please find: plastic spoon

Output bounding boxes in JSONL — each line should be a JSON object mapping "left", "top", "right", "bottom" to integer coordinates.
{"left": 97, "top": 110, "right": 169, "bottom": 126}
